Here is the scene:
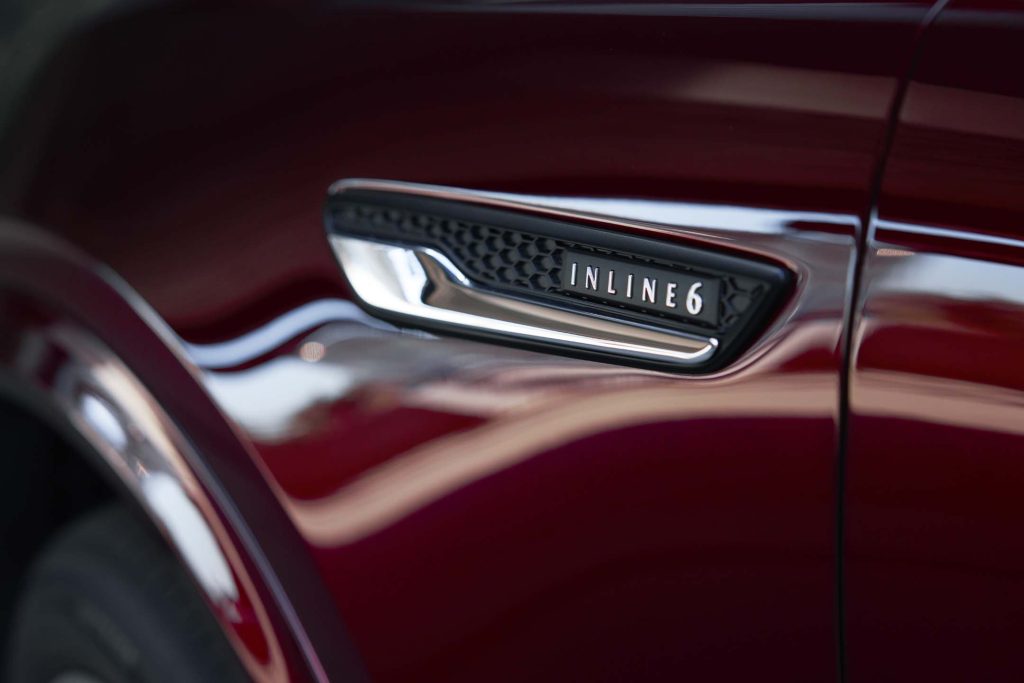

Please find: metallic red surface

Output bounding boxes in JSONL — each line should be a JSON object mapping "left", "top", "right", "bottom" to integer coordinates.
{"left": 0, "top": 1, "right": 952, "bottom": 680}
{"left": 845, "top": 1, "right": 1024, "bottom": 680}
{"left": 6, "top": 2, "right": 927, "bottom": 335}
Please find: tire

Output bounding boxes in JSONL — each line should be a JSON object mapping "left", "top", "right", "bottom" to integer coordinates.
{"left": 5, "top": 503, "right": 249, "bottom": 683}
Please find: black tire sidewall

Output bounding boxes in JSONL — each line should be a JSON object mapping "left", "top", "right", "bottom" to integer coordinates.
{"left": 6, "top": 504, "right": 247, "bottom": 683}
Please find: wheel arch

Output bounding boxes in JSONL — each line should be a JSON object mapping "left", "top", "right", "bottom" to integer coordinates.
{"left": 0, "top": 386, "right": 116, "bottom": 653}
{"left": 0, "top": 218, "right": 365, "bottom": 683}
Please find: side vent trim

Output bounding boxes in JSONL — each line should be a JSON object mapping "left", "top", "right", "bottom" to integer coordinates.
{"left": 330, "top": 235, "right": 719, "bottom": 367}
{"left": 325, "top": 180, "right": 791, "bottom": 372}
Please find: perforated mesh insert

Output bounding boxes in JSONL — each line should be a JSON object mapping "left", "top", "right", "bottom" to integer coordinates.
{"left": 331, "top": 201, "right": 766, "bottom": 330}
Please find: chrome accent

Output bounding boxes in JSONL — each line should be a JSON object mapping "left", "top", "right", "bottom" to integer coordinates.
{"left": 330, "top": 235, "right": 719, "bottom": 366}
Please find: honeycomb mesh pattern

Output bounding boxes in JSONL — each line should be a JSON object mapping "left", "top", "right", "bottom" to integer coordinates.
{"left": 331, "top": 201, "right": 766, "bottom": 331}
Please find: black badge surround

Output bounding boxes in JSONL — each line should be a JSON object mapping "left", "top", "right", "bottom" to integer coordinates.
{"left": 326, "top": 189, "right": 791, "bottom": 372}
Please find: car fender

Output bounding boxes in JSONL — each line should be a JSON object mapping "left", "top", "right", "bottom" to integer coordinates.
{"left": 0, "top": 218, "right": 366, "bottom": 683}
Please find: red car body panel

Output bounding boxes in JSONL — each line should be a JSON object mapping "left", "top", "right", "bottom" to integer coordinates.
{"left": 0, "top": 1, "right": 1021, "bottom": 681}
{"left": 846, "top": 1, "right": 1024, "bottom": 680}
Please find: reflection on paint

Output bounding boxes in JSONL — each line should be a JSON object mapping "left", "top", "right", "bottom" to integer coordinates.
{"left": 142, "top": 472, "right": 241, "bottom": 616}
{"left": 183, "top": 298, "right": 391, "bottom": 370}
{"left": 195, "top": 192, "right": 858, "bottom": 549}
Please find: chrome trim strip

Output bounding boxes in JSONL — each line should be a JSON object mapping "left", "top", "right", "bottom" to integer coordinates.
{"left": 330, "top": 235, "right": 719, "bottom": 366}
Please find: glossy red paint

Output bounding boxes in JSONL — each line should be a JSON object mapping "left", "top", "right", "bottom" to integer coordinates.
{"left": 7, "top": 2, "right": 928, "bottom": 335}
{"left": 0, "top": 1, "right": 959, "bottom": 681}
{"left": 845, "top": 1, "right": 1024, "bottom": 680}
